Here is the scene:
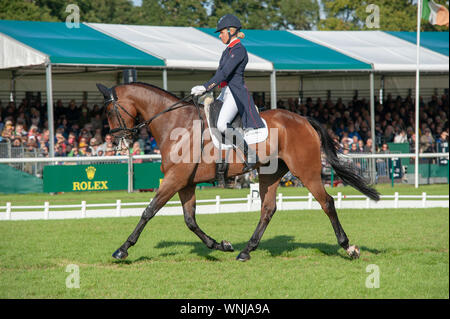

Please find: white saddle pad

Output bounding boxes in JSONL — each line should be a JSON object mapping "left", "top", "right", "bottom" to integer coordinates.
{"left": 203, "top": 94, "right": 268, "bottom": 150}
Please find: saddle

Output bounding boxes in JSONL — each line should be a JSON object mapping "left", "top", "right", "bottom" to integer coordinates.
{"left": 208, "top": 99, "right": 243, "bottom": 144}
{"left": 201, "top": 94, "right": 268, "bottom": 187}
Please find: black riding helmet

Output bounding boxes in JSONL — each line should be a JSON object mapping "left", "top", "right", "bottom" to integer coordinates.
{"left": 215, "top": 14, "right": 242, "bottom": 32}
{"left": 215, "top": 14, "right": 242, "bottom": 44}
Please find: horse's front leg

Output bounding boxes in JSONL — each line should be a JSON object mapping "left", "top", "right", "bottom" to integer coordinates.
{"left": 236, "top": 160, "right": 288, "bottom": 261}
{"left": 112, "top": 172, "right": 182, "bottom": 260}
{"left": 179, "top": 185, "right": 234, "bottom": 252}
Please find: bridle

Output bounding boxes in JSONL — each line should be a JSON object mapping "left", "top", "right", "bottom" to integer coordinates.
{"left": 104, "top": 89, "right": 204, "bottom": 150}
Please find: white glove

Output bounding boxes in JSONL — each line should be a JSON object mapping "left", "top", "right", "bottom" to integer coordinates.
{"left": 191, "top": 85, "right": 206, "bottom": 96}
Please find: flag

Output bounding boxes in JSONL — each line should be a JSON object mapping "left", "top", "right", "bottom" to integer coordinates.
{"left": 422, "top": 0, "right": 449, "bottom": 26}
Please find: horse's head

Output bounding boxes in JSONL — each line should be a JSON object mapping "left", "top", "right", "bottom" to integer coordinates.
{"left": 96, "top": 83, "right": 138, "bottom": 151}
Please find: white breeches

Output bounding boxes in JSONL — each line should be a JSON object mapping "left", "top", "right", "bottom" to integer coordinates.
{"left": 217, "top": 86, "right": 239, "bottom": 133}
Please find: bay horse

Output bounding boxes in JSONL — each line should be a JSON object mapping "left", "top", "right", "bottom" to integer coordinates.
{"left": 96, "top": 82, "right": 380, "bottom": 262}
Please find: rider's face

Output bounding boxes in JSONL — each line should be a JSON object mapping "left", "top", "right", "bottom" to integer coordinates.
{"left": 219, "top": 29, "right": 229, "bottom": 44}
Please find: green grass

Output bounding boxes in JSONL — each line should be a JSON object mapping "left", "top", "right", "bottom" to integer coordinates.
{"left": 0, "top": 207, "right": 448, "bottom": 299}
{"left": 1, "top": 184, "right": 448, "bottom": 207}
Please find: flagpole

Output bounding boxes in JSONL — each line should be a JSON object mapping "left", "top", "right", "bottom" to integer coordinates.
{"left": 415, "top": 0, "right": 422, "bottom": 188}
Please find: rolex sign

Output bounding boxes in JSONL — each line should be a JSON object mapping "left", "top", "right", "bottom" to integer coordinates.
{"left": 43, "top": 164, "right": 128, "bottom": 193}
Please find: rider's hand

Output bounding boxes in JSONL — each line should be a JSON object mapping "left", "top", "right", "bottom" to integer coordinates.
{"left": 191, "top": 85, "right": 206, "bottom": 96}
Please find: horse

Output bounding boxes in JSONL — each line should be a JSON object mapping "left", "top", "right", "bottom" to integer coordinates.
{"left": 96, "top": 82, "right": 380, "bottom": 262}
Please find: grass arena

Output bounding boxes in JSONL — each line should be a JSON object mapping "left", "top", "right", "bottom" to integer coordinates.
{"left": 0, "top": 184, "right": 448, "bottom": 299}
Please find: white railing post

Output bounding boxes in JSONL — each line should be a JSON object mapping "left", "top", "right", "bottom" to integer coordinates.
{"left": 44, "top": 201, "right": 49, "bottom": 220}
{"left": 422, "top": 192, "right": 427, "bottom": 208}
{"left": 116, "top": 199, "right": 121, "bottom": 217}
{"left": 308, "top": 192, "right": 313, "bottom": 209}
{"left": 81, "top": 201, "right": 86, "bottom": 218}
{"left": 6, "top": 202, "right": 11, "bottom": 220}
{"left": 278, "top": 193, "right": 283, "bottom": 210}
{"left": 366, "top": 197, "right": 370, "bottom": 209}
{"left": 216, "top": 195, "right": 221, "bottom": 213}
{"left": 337, "top": 192, "right": 342, "bottom": 209}
{"left": 247, "top": 194, "right": 252, "bottom": 211}
{"left": 394, "top": 192, "right": 399, "bottom": 209}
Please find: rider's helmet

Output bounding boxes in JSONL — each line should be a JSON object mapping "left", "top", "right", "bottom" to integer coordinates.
{"left": 215, "top": 14, "right": 242, "bottom": 33}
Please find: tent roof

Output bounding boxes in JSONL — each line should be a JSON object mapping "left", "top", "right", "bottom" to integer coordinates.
{"left": 387, "top": 31, "right": 449, "bottom": 57}
{"left": 0, "top": 20, "right": 164, "bottom": 68}
{"left": 1, "top": 20, "right": 447, "bottom": 74}
{"left": 291, "top": 30, "right": 449, "bottom": 72}
{"left": 87, "top": 24, "right": 273, "bottom": 71}
{"left": 198, "top": 28, "right": 372, "bottom": 71}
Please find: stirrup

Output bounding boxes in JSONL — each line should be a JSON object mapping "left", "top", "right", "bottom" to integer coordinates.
{"left": 243, "top": 160, "right": 257, "bottom": 172}
{"left": 242, "top": 146, "right": 259, "bottom": 172}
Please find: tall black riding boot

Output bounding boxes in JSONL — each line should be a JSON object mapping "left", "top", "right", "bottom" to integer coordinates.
{"left": 224, "top": 124, "right": 259, "bottom": 171}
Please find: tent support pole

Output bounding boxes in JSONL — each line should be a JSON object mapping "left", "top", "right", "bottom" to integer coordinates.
{"left": 10, "top": 70, "right": 16, "bottom": 102}
{"left": 380, "top": 75, "right": 384, "bottom": 105}
{"left": 270, "top": 70, "right": 277, "bottom": 109}
{"left": 46, "top": 63, "right": 55, "bottom": 159}
{"left": 415, "top": 1, "right": 422, "bottom": 189}
{"left": 299, "top": 75, "right": 303, "bottom": 104}
{"left": 370, "top": 72, "right": 376, "bottom": 184}
{"left": 162, "top": 68, "right": 167, "bottom": 91}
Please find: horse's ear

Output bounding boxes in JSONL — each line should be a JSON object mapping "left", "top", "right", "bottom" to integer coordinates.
{"left": 96, "top": 83, "right": 111, "bottom": 99}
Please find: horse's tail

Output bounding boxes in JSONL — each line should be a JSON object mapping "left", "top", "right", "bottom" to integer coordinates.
{"left": 307, "top": 117, "right": 380, "bottom": 201}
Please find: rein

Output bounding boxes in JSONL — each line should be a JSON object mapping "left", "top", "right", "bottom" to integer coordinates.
{"left": 105, "top": 89, "right": 205, "bottom": 151}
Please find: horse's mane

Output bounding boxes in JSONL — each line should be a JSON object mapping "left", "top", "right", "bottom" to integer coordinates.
{"left": 117, "top": 81, "right": 182, "bottom": 101}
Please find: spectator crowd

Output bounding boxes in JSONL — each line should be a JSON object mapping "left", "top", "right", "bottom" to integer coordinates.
{"left": 267, "top": 92, "right": 449, "bottom": 156}
{"left": 0, "top": 91, "right": 448, "bottom": 159}
{"left": 0, "top": 96, "right": 161, "bottom": 158}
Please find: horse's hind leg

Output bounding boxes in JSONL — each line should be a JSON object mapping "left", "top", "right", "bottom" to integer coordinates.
{"left": 237, "top": 160, "right": 289, "bottom": 261}
{"left": 290, "top": 164, "right": 360, "bottom": 259}
{"left": 179, "top": 185, "right": 233, "bottom": 252}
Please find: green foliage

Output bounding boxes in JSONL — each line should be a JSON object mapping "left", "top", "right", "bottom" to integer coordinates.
{"left": 277, "top": 0, "right": 320, "bottom": 30}
{"left": 0, "top": 0, "right": 448, "bottom": 30}
{"left": 0, "top": 0, "right": 57, "bottom": 21}
{"left": 137, "top": 0, "right": 209, "bottom": 26}
{"left": 207, "top": 0, "right": 278, "bottom": 29}
{"left": 207, "top": 0, "right": 320, "bottom": 30}
{"left": 320, "top": 0, "right": 449, "bottom": 31}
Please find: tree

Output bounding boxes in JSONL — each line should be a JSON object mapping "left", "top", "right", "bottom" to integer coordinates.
{"left": 79, "top": 0, "right": 138, "bottom": 24}
{"left": 0, "top": 0, "right": 57, "bottom": 21}
{"left": 319, "top": 0, "right": 449, "bottom": 31}
{"left": 207, "top": 0, "right": 320, "bottom": 30}
{"left": 277, "top": 0, "right": 320, "bottom": 30}
{"left": 136, "top": 0, "right": 209, "bottom": 26}
{"left": 208, "top": 0, "right": 280, "bottom": 29}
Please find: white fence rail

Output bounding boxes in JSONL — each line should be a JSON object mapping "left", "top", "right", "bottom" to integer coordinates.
{"left": 0, "top": 153, "right": 448, "bottom": 164}
{"left": 1, "top": 192, "right": 448, "bottom": 221}
{"left": 0, "top": 154, "right": 162, "bottom": 164}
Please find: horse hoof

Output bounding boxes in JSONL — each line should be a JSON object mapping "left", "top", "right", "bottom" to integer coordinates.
{"left": 236, "top": 252, "right": 250, "bottom": 262}
{"left": 221, "top": 240, "right": 234, "bottom": 252}
{"left": 346, "top": 245, "right": 360, "bottom": 259}
{"left": 112, "top": 248, "right": 128, "bottom": 260}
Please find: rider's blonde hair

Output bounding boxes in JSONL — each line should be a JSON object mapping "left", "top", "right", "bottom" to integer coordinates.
{"left": 229, "top": 27, "right": 245, "bottom": 39}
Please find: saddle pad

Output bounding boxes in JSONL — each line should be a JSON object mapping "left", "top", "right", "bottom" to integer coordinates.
{"left": 203, "top": 95, "right": 268, "bottom": 150}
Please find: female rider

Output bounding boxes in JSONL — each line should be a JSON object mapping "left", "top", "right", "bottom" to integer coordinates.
{"left": 191, "top": 14, "right": 264, "bottom": 170}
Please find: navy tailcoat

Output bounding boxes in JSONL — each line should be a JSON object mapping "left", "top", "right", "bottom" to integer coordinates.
{"left": 203, "top": 40, "right": 265, "bottom": 130}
